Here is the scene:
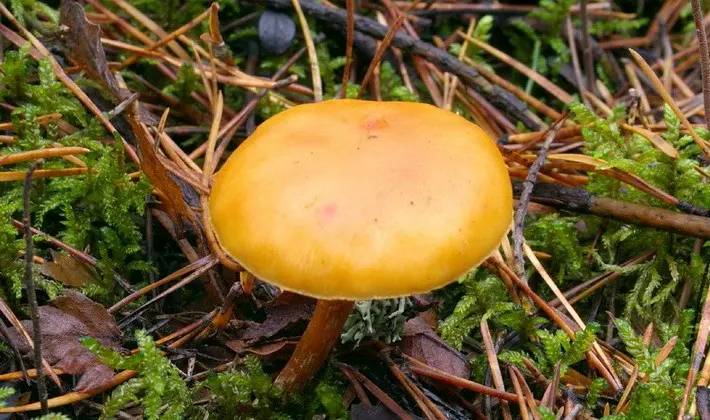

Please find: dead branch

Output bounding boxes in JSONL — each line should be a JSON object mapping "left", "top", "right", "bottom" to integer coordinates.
{"left": 512, "top": 180, "right": 710, "bottom": 239}
{"left": 263, "top": 0, "right": 545, "bottom": 130}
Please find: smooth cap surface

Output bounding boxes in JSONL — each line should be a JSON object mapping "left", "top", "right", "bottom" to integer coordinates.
{"left": 209, "top": 99, "right": 512, "bottom": 300}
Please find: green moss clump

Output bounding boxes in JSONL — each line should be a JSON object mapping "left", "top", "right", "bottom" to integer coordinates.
{"left": 569, "top": 102, "right": 710, "bottom": 320}
{"left": 439, "top": 269, "right": 545, "bottom": 350}
{"left": 605, "top": 313, "right": 694, "bottom": 419}
{"left": 499, "top": 323, "right": 599, "bottom": 376}
{"left": 0, "top": 51, "right": 152, "bottom": 302}
{"left": 83, "top": 330, "right": 192, "bottom": 420}
{"left": 202, "top": 356, "right": 287, "bottom": 419}
{"left": 526, "top": 214, "right": 588, "bottom": 282}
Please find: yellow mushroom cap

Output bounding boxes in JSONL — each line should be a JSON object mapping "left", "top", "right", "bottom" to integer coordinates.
{"left": 209, "top": 99, "right": 512, "bottom": 300}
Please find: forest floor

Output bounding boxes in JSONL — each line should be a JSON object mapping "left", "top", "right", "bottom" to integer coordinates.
{"left": 2, "top": 0, "right": 710, "bottom": 418}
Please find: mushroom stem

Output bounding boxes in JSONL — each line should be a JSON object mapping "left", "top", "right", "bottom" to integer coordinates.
{"left": 274, "top": 299, "right": 354, "bottom": 392}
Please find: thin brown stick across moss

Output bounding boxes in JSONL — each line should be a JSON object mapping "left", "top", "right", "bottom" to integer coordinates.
{"left": 513, "top": 114, "right": 569, "bottom": 279}
{"left": 23, "top": 160, "right": 48, "bottom": 414}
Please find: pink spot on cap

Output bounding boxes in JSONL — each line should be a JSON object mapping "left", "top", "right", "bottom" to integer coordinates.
{"left": 364, "top": 115, "right": 387, "bottom": 130}
{"left": 318, "top": 203, "right": 338, "bottom": 221}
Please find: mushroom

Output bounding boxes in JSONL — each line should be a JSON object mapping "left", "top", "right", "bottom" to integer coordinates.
{"left": 208, "top": 99, "right": 512, "bottom": 392}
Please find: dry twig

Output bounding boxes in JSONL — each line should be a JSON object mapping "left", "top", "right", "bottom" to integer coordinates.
{"left": 23, "top": 160, "right": 48, "bottom": 414}
{"left": 513, "top": 114, "right": 569, "bottom": 278}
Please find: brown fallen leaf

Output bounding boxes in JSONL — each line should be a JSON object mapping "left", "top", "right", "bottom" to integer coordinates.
{"left": 39, "top": 250, "right": 100, "bottom": 288}
{"left": 59, "top": 0, "right": 158, "bottom": 126}
{"left": 4, "top": 290, "right": 124, "bottom": 391}
{"left": 59, "top": 0, "right": 124, "bottom": 100}
{"left": 400, "top": 316, "right": 469, "bottom": 379}
{"left": 226, "top": 338, "right": 297, "bottom": 359}
{"left": 125, "top": 102, "right": 198, "bottom": 231}
{"left": 235, "top": 292, "right": 315, "bottom": 344}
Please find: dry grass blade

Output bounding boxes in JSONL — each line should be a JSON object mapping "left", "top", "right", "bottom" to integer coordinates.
{"left": 555, "top": 251, "right": 656, "bottom": 307}
{"left": 490, "top": 255, "right": 622, "bottom": 391}
{"left": 190, "top": 40, "right": 215, "bottom": 106}
{"left": 508, "top": 365, "right": 530, "bottom": 420}
{"left": 691, "top": 0, "right": 710, "bottom": 131}
{"left": 116, "top": 5, "right": 212, "bottom": 70}
{"left": 614, "top": 367, "right": 638, "bottom": 414}
{"left": 524, "top": 243, "right": 621, "bottom": 390}
{"left": 0, "top": 114, "right": 62, "bottom": 131}
{"left": 202, "top": 91, "right": 224, "bottom": 184}
{"left": 384, "top": 354, "right": 444, "bottom": 420}
{"left": 156, "top": 131, "right": 202, "bottom": 175}
{"left": 463, "top": 57, "right": 561, "bottom": 122}
{"left": 0, "top": 168, "right": 89, "bottom": 182}
{"left": 511, "top": 366, "right": 540, "bottom": 420}
{"left": 117, "top": 258, "right": 219, "bottom": 327}
{"left": 655, "top": 336, "right": 678, "bottom": 366}
{"left": 629, "top": 49, "right": 710, "bottom": 160}
{"left": 620, "top": 123, "right": 679, "bottom": 158}
{"left": 290, "top": 0, "right": 322, "bottom": 101}
{"left": 200, "top": 33, "right": 219, "bottom": 105}
{"left": 110, "top": 0, "right": 190, "bottom": 59}
{"left": 0, "top": 148, "right": 90, "bottom": 166}
{"left": 404, "top": 354, "right": 518, "bottom": 402}
{"left": 0, "top": 367, "right": 65, "bottom": 382}
{"left": 623, "top": 63, "right": 652, "bottom": 122}
{"left": 584, "top": 91, "right": 613, "bottom": 117}
{"left": 546, "top": 153, "right": 685, "bottom": 207}
{"left": 358, "top": 14, "right": 406, "bottom": 98}
{"left": 481, "top": 319, "right": 512, "bottom": 420}
{"left": 345, "top": 366, "right": 414, "bottom": 419}
{"left": 443, "top": 18, "right": 475, "bottom": 111}
{"left": 456, "top": 30, "right": 574, "bottom": 103}
{"left": 0, "top": 370, "right": 135, "bottom": 413}
{"left": 100, "top": 39, "right": 167, "bottom": 60}
{"left": 109, "top": 256, "right": 215, "bottom": 313}
{"left": 490, "top": 254, "right": 574, "bottom": 337}
{"left": 679, "top": 264, "right": 710, "bottom": 418}
{"left": 337, "top": 364, "right": 371, "bottom": 405}
{"left": 546, "top": 153, "right": 607, "bottom": 167}
{"left": 340, "top": 0, "right": 355, "bottom": 98}
{"left": 540, "top": 362, "right": 561, "bottom": 409}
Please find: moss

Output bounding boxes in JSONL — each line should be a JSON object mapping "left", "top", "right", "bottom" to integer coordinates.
{"left": 567, "top": 102, "right": 710, "bottom": 320}
{"left": 202, "top": 356, "right": 287, "bottom": 419}
{"left": 84, "top": 330, "right": 192, "bottom": 419}
{"left": 439, "top": 269, "right": 545, "bottom": 350}
{"left": 200, "top": 358, "right": 348, "bottom": 419}
{"left": 500, "top": 323, "right": 599, "bottom": 376}
{"left": 0, "top": 54, "right": 152, "bottom": 302}
{"left": 526, "top": 214, "right": 589, "bottom": 282}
